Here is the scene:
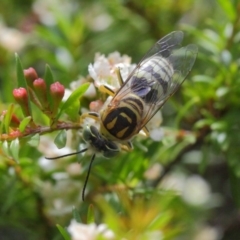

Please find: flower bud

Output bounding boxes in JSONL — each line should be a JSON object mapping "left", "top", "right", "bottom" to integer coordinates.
{"left": 50, "top": 82, "right": 65, "bottom": 116}
{"left": 24, "top": 67, "right": 38, "bottom": 87}
{"left": 89, "top": 100, "right": 103, "bottom": 112}
{"left": 12, "top": 88, "right": 31, "bottom": 116}
{"left": 33, "top": 78, "right": 48, "bottom": 109}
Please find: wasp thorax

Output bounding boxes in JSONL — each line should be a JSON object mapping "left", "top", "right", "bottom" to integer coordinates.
{"left": 82, "top": 125, "right": 119, "bottom": 158}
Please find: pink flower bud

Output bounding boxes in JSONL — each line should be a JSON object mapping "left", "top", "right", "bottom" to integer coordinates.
{"left": 50, "top": 82, "right": 65, "bottom": 116}
{"left": 50, "top": 82, "right": 65, "bottom": 99}
{"left": 33, "top": 78, "right": 48, "bottom": 108}
{"left": 24, "top": 67, "right": 38, "bottom": 87}
{"left": 89, "top": 100, "right": 103, "bottom": 112}
{"left": 33, "top": 78, "right": 47, "bottom": 91}
{"left": 10, "top": 114, "right": 21, "bottom": 127}
{"left": 13, "top": 88, "right": 28, "bottom": 103}
{"left": 12, "top": 88, "right": 31, "bottom": 116}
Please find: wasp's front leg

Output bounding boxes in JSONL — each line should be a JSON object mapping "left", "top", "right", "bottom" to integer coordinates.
{"left": 80, "top": 112, "right": 99, "bottom": 124}
{"left": 98, "top": 67, "right": 124, "bottom": 96}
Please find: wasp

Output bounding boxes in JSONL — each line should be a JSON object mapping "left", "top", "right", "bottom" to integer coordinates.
{"left": 46, "top": 31, "right": 198, "bottom": 200}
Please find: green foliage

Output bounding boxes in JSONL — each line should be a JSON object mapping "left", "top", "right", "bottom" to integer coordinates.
{"left": 1, "top": 0, "right": 240, "bottom": 239}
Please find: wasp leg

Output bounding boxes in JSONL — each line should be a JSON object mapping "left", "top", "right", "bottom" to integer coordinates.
{"left": 98, "top": 67, "right": 124, "bottom": 96}
{"left": 115, "top": 67, "right": 124, "bottom": 86}
{"left": 121, "top": 141, "right": 133, "bottom": 152}
{"left": 99, "top": 85, "right": 115, "bottom": 96}
{"left": 80, "top": 112, "right": 99, "bottom": 124}
{"left": 141, "top": 126, "right": 150, "bottom": 137}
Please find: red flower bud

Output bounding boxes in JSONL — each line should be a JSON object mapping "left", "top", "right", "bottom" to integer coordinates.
{"left": 89, "top": 100, "right": 103, "bottom": 112}
{"left": 24, "top": 67, "right": 38, "bottom": 87}
{"left": 10, "top": 114, "right": 21, "bottom": 127}
{"left": 50, "top": 82, "right": 65, "bottom": 116}
{"left": 12, "top": 88, "right": 31, "bottom": 116}
{"left": 33, "top": 78, "right": 47, "bottom": 91}
{"left": 33, "top": 78, "right": 48, "bottom": 108}
{"left": 13, "top": 88, "right": 28, "bottom": 103}
{"left": 50, "top": 82, "right": 65, "bottom": 99}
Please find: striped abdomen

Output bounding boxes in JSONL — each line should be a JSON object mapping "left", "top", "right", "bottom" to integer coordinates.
{"left": 101, "top": 95, "right": 144, "bottom": 141}
{"left": 130, "top": 56, "right": 174, "bottom": 103}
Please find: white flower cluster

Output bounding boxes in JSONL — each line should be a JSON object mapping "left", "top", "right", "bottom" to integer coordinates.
{"left": 88, "top": 51, "right": 136, "bottom": 91}
{"left": 68, "top": 220, "right": 115, "bottom": 240}
{"left": 67, "top": 220, "right": 165, "bottom": 240}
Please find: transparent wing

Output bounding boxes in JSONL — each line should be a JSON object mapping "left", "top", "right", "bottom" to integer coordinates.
{"left": 111, "top": 31, "right": 198, "bottom": 129}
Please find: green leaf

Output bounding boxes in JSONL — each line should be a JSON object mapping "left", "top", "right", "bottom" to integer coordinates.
{"left": 54, "top": 130, "right": 67, "bottom": 149}
{"left": 56, "top": 82, "right": 90, "bottom": 119}
{"left": 56, "top": 224, "right": 71, "bottom": 240}
{"left": 19, "top": 116, "right": 32, "bottom": 133}
{"left": 44, "top": 64, "right": 54, "bottom": 85}
{"left": 72, "top": 206, "right": 82, "bottom": 223}
{"left": 15, "top": 53, "right": 27, "bottom": 88}
{"left": 44, "top": 64, "right": 54, "bottom": 111}
{"left": 4, "top": 104, "right": 15, "bottom": 134}
{"left": 2, "top": 140, "right": 10, "bottom": 157}
{"left": 192, "top": 75, "right": 214, "bottom": 83}
{"left": 87, "top": 204, "right": 95, "bottom": 224}
{"left": 217, "top": 0, "right": 236, "bottom": 21}
{"left": 9, "top": 138, "right": 20, "bottom": 163}
{"left": 28, "top": 134, "right": 40, "bottom": 147}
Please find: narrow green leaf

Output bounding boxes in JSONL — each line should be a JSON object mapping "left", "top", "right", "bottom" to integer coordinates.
{"left": 28, "top": 134, "right": 40, "bottom": 147}
{"left": 19, "top": 116, "right": 32, "bottom": 132}
{"left": 15, "top": 53, "right": 27, "bottom": 88}
{"left": 56, "top": 224, "right": 71, "bottom": 240}
{"left": 2, "top": 140, "right": 10, "bottom": 157}
{"left": 4, "top": 104, "right": 15, "bottom": 134}
{"left": 72, "top": 206, "right": 82, "bottom": 223}
{"left": 148, "top": 211, "right": 172, "bottom": 230}
{"left": 56, "top": 83, "right": 90, "bottom": 119}
{"left": 54, "top": 130, "right": 67, "bottom": 149}
{"left": 44, "top": 64, "right": 54, "bottom": 85}
{"left": 87, "top": 204, "right": 95, "bottom": 224}
{"left": 9, "top": 138, "right": 20, "bottom": 163}
{"left": 44, "top": 64, "right": 54, "bottom": 115}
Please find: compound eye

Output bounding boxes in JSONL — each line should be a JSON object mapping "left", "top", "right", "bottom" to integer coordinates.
{"left": 103, "top": 141, "right": 119, "bottom": 158}
{"left": 83, "top": 125, "right": 100, "bottom": 142}
{"left": 90, "top": 126, "right": 99, "bottom": 137}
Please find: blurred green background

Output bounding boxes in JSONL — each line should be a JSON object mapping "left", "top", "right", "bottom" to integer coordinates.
{"left": 1, "top": 0, "right": 240, "bottom": 239}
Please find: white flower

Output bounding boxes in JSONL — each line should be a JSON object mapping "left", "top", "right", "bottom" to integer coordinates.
{"left": 144, "top": 163, "right": 163, "bottom": 180}
{"left": 69, "top": 77, "right": 97, "bottom": 99}
{"left": 194, "top": 225, "right": 221, "bottom": 240}
{"left": 182, "top": 175, "right": 211, "bottom": 206}
{"left": 68, "top": 220, "right": 115, "bottom": 240}
{"left": 161, "top": 173, "right": 212, "bottom": 207}
{"left": 88, "top": 52, "right": 136, "bottom": 92}
{"left": 0, "top": 21, "right": 26, "bottom": 52}
{"left": 143, "top": 230, "right": 164, "bottom": 240}
{"left": 146, "top": 111, "right": 164, "bottom": 141}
